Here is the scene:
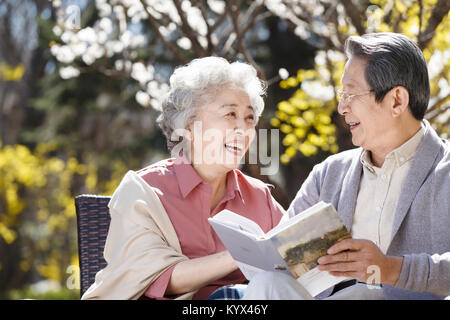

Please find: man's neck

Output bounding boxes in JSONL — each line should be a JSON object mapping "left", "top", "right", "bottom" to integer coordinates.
{"left": 369, "top": 120, "right": 422, "bottom": 168}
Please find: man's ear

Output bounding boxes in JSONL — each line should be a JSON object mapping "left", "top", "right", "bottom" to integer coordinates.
{"left": 390, "top": 86, "right": 410, "bottom": 118}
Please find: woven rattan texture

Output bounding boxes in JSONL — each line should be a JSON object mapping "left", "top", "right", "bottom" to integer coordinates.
{"left": 75, "top": 195, "right": 111, "bottom": 297}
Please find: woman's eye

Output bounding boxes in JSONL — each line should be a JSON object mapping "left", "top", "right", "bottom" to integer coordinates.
{"left": 246, "top": 115, "right": 255, "bottom": 123}
{"left": 226, "top": 112, "right": 236, "bottom": 118}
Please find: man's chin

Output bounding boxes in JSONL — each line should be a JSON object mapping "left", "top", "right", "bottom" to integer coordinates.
{"left": 351, "top": 136, "right": 363, "bottom": 148}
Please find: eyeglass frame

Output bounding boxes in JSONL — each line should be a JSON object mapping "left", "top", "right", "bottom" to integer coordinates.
{"left": 337, "top": 89, "right": 374, "bottom": 104}
{"left": 337, "top": 85, "right": 406, "bottom": 105}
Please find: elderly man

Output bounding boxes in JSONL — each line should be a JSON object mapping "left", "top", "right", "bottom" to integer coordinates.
{"left": 243, "top": 32, "right": 450, "bottom": 300}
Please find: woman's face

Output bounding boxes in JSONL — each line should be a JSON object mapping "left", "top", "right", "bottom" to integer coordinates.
{"left": 188, "top": 87, "right": 257, "bottom": 172}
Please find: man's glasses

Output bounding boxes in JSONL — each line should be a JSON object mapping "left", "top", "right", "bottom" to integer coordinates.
{"left": 337, "top": 89, "right": 374, "bottom": 104}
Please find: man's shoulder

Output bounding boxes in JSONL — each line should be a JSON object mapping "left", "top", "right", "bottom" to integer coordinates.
{"left": 318, "top": 147, "right": 362, "bottom": 170}
{"left": 433, "top": 141, "right": 450, "bottom": 179}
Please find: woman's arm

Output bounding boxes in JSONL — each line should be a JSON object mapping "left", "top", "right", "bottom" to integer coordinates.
{"left": 165, "top": 250, "right": 238, "bottom": 295}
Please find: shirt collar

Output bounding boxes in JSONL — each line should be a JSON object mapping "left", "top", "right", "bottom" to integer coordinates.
{"left": 174, "top": 156, "right": 243, "bottom": 200}
{"left": 359, "top": 150, "right": 376, "bottom": 174}
{"left": 360, "top": 121, "right": 426, "bottom": 172}
{"left": 227, "top": 168, "right": 243, "bottom": 201}
{"left": 173, "top": 156, "right": 203, "bottom": 198}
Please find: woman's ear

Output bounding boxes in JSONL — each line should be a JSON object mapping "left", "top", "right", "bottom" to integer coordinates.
{"left": 390, "top": 86, "right": 410, "bottom": 118}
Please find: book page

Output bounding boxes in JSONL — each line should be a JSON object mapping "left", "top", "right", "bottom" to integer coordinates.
{"left": 209, "top": 216, "right": 290, "bottom": 280}
{"left": 269, "top": 203, "right": 351, "bottom": 295}
{"left": 210, "top": 209, "right": 265, "bottom": 238}
{"left": 234, "top": 261, "right": 266, "bottom": 280}
{"left": 209, "top": 203, "right": 351, "bottom": 296}
{"left": 297, "top": 267, "right": 350, "bottom": 297}
{"left": 265, "top": 201, "right": 329, "bottom": 239}
{"left": 208, "top": 219, "right": 270, "bottom": 270}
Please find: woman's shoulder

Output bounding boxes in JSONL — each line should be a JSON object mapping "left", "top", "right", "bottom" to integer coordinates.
{"left": 137, "top": 158, "right": 176, "bottom": 176}
{"left": 136, "top": 158, "right": 177, "bottom": 185}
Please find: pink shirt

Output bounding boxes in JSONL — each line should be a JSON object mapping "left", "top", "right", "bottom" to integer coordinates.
{"left": 137, "top": 158, "right": 285, "bottom": 299}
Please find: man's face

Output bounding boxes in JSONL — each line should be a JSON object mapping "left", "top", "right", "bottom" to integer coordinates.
{"left": 338, "top": 57, "right": 393, "bottom": 151}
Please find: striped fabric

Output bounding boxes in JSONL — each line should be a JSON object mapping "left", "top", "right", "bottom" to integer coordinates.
{"left": 206, "top": 284, "right": 247, "bottom": 300}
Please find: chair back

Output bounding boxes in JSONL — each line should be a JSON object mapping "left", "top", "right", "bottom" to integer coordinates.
{"left": 75, "top": 194, "right": 111, "bottom": 298}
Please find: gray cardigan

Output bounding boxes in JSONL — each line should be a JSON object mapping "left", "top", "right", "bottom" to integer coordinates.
{"left": 287, "top": 120, "right": 450, "bottom": 300}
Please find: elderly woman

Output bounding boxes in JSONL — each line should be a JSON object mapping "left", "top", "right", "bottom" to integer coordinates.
{"left": 82, "top": 57, "right": 286, "bottom": 300}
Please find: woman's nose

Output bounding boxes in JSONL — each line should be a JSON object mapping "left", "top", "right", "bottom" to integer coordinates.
{"left": 234, "top": 118, "right": 247, "bottom": 132}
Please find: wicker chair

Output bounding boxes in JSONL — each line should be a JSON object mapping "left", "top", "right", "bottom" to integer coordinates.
{"left": 75, "top": 194, "right": 112, "bottom": 298}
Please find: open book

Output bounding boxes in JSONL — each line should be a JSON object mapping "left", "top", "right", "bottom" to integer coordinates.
{"left": 208, "top": 201, "right": 352, "bottom": 297}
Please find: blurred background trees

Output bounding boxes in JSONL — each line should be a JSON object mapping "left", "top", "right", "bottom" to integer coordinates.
{"left": 0, "top": 0, "right": 448, "bottom": 299}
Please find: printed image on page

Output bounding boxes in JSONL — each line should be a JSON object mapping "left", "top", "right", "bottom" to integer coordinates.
{"left": 270, "top": 205, "right": 351, "bottom": 296}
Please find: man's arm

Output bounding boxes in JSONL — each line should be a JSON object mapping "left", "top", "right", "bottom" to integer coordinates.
{"left": 394, "top": 252, "right": 450, "bottom": 297}
{"left": 287, "top": 163, "right": 322, "bottom": 218}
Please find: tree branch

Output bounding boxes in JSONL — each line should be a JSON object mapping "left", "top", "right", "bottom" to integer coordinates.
{"left": 192, "top": 0, "right": 214, "bottom": 54}
{"left": 418, "top": 0, "right": 450, "bottom": 50}
{"left": 228, "top": 0, "right": 265, "bottom": 79}
{"left": 139, "top": 0, "right": 187, "bottom": 63}
{"left": 426, "top": 94, "right": 450, "bottom": 122}
{"left": 172, "top": 0, "right": 207, "bottom": 57}
{"left": 418, "top": 0, "right": 424, "bottom": 40}
{"left": 339, "top": 0, "right": 366, "bottom": 35}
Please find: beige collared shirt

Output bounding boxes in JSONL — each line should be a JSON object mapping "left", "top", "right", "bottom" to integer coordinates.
{"left": 351, "top": 123, "right": 425, "bottom": 254}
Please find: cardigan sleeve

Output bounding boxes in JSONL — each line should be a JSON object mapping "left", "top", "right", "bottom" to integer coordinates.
{"left": 286, "top": 163, "right": 322, "bottom": 218}
{"left": 395, "top": 252, "right": 450, "bottom": 298}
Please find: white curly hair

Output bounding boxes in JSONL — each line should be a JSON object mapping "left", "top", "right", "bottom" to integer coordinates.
{"left": 157, "top": 56, "right": 266, "bottom": 151}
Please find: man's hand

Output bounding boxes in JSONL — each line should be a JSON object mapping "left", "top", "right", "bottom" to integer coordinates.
{"left": 317, "top": 239, "right": 403, "bottom": 286}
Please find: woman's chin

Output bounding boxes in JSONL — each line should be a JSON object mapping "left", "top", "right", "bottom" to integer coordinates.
{"left": 221, "top": 156, "right": 244, "bottom": 171}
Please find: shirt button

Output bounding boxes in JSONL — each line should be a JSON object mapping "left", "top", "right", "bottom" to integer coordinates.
{"left": 399, "top": 157, "right": 405, "bottom": 162}
{"left": 381, "top": 174, "right": 387, "bottom": 180}
{"left": 376, "top": 206, "right": 382, "bottom": 213}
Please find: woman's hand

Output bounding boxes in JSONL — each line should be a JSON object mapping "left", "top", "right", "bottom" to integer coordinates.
{"left": 166, "top": 250, "right": 238, "bottom": 295}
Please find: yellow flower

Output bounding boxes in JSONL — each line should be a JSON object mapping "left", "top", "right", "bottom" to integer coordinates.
{"left": 302, "top": 110, "right": 315, "bottom": 123}
{"left": 330, "top": 144, "right": 339, "bottom": 154}
{"left": 286, "top": 77, "right": 298, "bottom": 87}
{"left": 282, "top": 133, "right": 297, "bottom": 146}
{"left": 280, "top": 124, "right": 293, "bottom": 134}
{"left": 294, "top": 128, "right": 306, "bottom": 139}
{"left": 299, "top": 142, "right": 318, "bottom": 157}
{"left": 0, "top": 62, "right": 25, "bottom": 82}
{"left": 290, "top": 116, "right": 307, "bottom": 128}
{"left": 270, "top": 118, "right": 280, "bottom": 127}
{"left": 285, "top": 147, "right": 297, "bottom": 158}
{"left": 278, "top": 101, "right": 297, "bottom": 115}
{"left": 0, "top": 223, "right": 17, "bottom": 244}
{"left": 280, "top": 153, "right": 291, "bottom": 165}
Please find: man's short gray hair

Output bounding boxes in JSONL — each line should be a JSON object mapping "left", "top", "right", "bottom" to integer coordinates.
{"left": 345, "top": 32, "right": 430, "bottom": 120}
{"left": 157, "top": 56, "right": 266, "bottom": 151}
